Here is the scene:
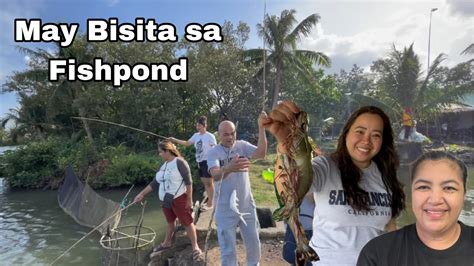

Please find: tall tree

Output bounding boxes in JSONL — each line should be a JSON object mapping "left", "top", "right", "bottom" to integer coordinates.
{"left": 370, "top": 43, "right": 472, "bottom": 124}
{"left": 183, "top": 21, "right": 260, "bottom": 134}
{"left": 246, "top": 9, "right": 330, "bottom": 107}
{"left": 2, "top": 35, "right": 98, "bottom": 146}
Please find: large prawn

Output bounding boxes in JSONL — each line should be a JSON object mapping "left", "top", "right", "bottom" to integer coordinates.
{"left": 267, "top": 101, "right": 319, "bottom": 265}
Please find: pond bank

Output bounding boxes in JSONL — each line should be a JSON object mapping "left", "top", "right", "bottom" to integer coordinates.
{"left": 148, "top": 201, "right": 287, "bottom": 266}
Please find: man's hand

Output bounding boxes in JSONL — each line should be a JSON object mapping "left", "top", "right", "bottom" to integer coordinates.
{"left": 225, "top": 154, "right": 251, "bottom": 173}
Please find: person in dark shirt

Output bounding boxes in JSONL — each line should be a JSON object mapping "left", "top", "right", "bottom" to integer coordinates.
{"left": 357, "top": 151, "right": 474, "bottom": 266}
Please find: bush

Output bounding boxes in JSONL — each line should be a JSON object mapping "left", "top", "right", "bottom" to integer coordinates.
{"left": 57, "top": 137, "right": 99, "bottom": 171}
{"left": 179, "top": 145, "right": 198, "bottom": 177}
{"left": 1, "top": 137, "right": 62, "bottom": 188}
{"left": 0, "top": 137, "right": 194, "bottom": 189}
{"left": 90, "top": 153, "right": 159, "bottom": 188}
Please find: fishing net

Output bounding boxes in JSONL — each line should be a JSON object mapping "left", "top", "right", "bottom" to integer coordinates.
{"left": 100, "top": 202, "right": 156, "bottom": 266}
{"left": 58, "top": 165, "right": 121, "bottom": 233}
{"left": 58, "top": 166, "right": 155, "bottom": 265}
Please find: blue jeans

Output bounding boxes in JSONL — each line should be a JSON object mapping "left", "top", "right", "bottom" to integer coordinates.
{"left": 282, "top": 226, "right": 313, "bottom": 266}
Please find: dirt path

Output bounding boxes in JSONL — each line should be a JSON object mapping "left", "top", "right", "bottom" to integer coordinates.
{"left": 150, "top": 236, "right": 288, "bottom": 265}
{"left": 203, "top": 238, "right": 287, "bottom": 266}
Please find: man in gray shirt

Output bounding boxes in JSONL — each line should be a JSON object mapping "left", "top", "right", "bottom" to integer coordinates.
{"left": 207, "top": 112, "right": 268, "bottom": 266}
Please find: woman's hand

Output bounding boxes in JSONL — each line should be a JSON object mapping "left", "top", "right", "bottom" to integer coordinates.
{"left": 133, "top": 193, "right": 144, "bottom": 204}
{"left": 186, "top": 199, "right": 193, "bottom": 210}
{"left": 262, "top": 101, "right": 300, "bottom": 152}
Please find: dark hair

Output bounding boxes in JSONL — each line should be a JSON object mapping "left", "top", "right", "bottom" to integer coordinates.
{"left": 331, "top": 106, "right": 406, "bottom": 217}
{"left": 411, "top": 151, "right": 468, "bottom": 192}
{"left": 158, "top": 141, "right": 182, "bottom": 158}
{"left": 197, "top": 116, "right": 207, "bottom": 127}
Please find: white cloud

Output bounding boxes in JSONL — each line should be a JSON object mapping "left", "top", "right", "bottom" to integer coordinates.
{"left": 292, "top": 0, "right": 474, "bottom": 73}
{"left": 446, "top": 0, "right": 474, "bottom": 17}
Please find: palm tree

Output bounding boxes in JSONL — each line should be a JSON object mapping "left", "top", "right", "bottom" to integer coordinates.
{"left": 461, "top": 43, "right": 473, "bottom": 63}
{"left": 461, "top": 43, "right": 474, "bottom": 56}
{"left": 366, "top": 43, "right": 471, "bottom": 125}
{"left": 3, "top": 35, "right": 96, "bottom": 148}
{"left": 1, "top": 104, "right": 50, "bottom": 143}
{"left": 246, "top": 9, "right": 330, "bottom": 107}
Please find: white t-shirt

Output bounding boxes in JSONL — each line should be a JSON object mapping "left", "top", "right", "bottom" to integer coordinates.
{"left": 189, "top": 132, "right": 217, "bottom": 162}
{"left": 155, "top": 158, "right": 187, "bottom": 200}
{"left": 310, "top": 155, "right": 392, "bottom": 265}
{"left": 207, "top": 140, "right": 257, "bottom": 230}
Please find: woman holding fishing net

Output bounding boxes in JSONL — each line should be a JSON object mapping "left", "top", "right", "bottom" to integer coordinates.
{"left": 263, "top": 102, "right": 406, "bottom": 265}
{"left": 133, "top": 141, "right": 202, "bottom": 260}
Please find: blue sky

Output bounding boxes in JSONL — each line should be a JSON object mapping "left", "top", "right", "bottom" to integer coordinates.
{"left": 1, "top": 0, "right": 473, "bottom": 120}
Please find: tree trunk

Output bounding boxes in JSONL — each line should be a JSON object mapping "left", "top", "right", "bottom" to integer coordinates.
{"left": 76, "top": 84, "right": 97, "bottom": 153}
{"left": 78, "top": 106, "right": 96, "bottom": 153}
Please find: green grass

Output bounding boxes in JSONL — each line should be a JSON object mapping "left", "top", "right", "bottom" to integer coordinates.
{"left": 249, "top": 154, "right": 279, "bottom": 208}
{"left": 248, "top": 138, "right": 337, "bottom": 208}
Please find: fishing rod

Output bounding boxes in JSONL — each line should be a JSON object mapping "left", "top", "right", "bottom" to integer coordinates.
{"left": 262, "top": 0, "right": 267, "bottom": 112}
{"left": 71, "top": 117, "right": 167, "bottom": 139}
{"left": 50, "top": 201, "right": 138, "bottom": 265}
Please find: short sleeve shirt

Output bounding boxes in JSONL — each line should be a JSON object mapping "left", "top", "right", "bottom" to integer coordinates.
{"left": 309, "top": 155, "right": 392, "bottom": 265}
{"left": 189, "top": 132, "right": 217, "bottom": 162}
{"left": 207, "top": 140, "right": 256, "bottom": 229}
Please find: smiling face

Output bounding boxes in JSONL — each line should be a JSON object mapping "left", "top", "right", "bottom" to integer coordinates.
{"left": 411, "top": 159, "right": 465, "bottom": 238}
{"left": 345, "top": 113, "right": 384, "bottom": 168}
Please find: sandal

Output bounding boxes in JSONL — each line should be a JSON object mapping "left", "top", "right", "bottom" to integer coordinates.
{"left": 153, "top": 243, "right": 171, "bottom": 252}
{"left": 192, "top": 249, "right": 203, "bottom": 260}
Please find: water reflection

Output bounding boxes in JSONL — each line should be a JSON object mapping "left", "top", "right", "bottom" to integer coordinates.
{"left": 0, "top": 179, "right": 167, "bottom": 265}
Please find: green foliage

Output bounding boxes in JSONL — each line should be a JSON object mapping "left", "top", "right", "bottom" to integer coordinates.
{"left": 178, "top": 145, "right": 198, "bottom": 178}
{"left": 0, "top": 137, "right": 62, "bottom": 188}
{"left": 0, "top": 137, "right": 160, "bottom": 189}
{"left": 369, "top": 44, "right": 472, "bottom": 124}
{"left": 56, "top": 137, "right": 99, "bottom": 170}
{"left": 249, "top": 9, "right": 330, "bottom": 107}
{"left": 447, "top": 144, "right": 461, "bottom": 153}
{"left": 91, "top": 153, "right": 158, "bottom": 188}
{"left": 0, "top": 129, "right": 15, "bottom": 145}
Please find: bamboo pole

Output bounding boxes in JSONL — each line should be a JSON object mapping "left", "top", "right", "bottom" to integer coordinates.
{"left": 50, "top": 201, "right": 137, "bottom": 265}
{"left": 71, "top": 117, "right": 167, "bottom": 139}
